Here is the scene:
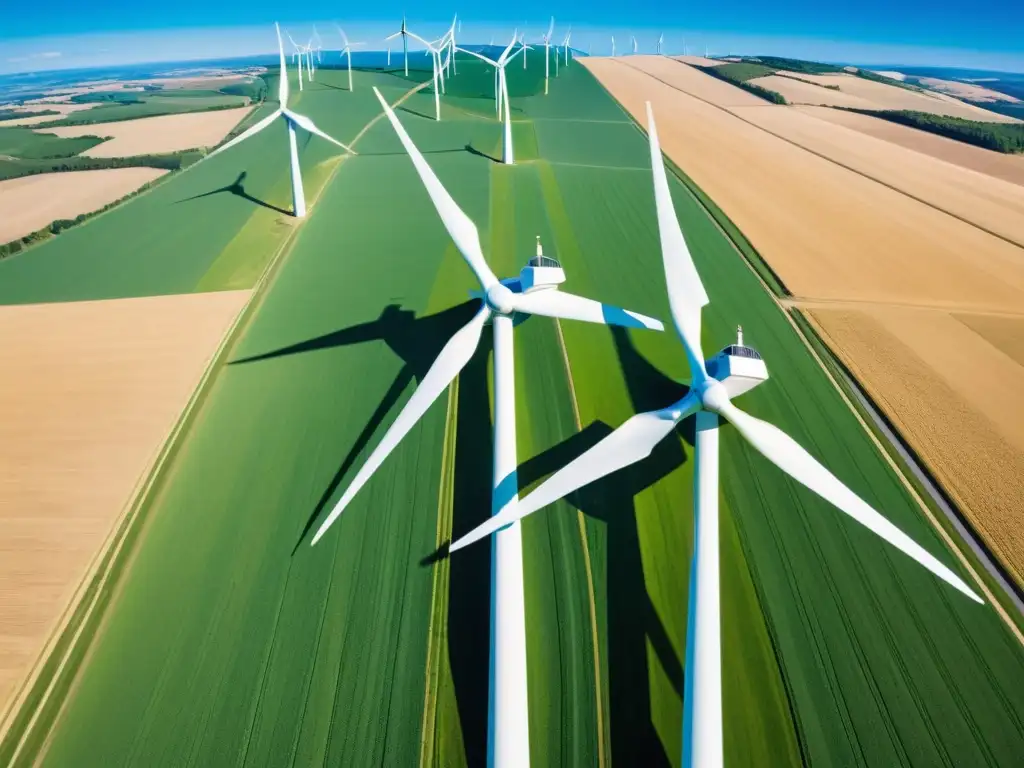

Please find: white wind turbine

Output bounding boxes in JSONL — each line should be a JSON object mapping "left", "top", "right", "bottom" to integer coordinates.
{"left": 385, "top": 14, "right": 411, "bottom": 76}
{"left": 631, "top": 35, "right": 638, "bottom": 54}
{"left": 611, "top": 35, "right": 616, "bottom": 57}
{"left": 562, "top": 28, "right": 572, "bottom": 66}
{"left": 448, "top": 101, "right": 983, "bottom": 768}
{"left": 658, "top": 33, "right": 664, "bottom": 55}
{"left": 207, "top": 24, "right": 352, "bottom": 218}
{"left": 458, "top": 35, "right": 526, "bottom": 164}
{"left": 541, "top": 17, "right": 555, "bottom": 94}
{"left": 447, "top": 15, "right": 458, "bottom": 75}
{"left": 336, "top": 25, "right": 364, "bottom": 91}
{"left": 313, "top": 86, "right": 664, "bottom": 768}
{"left": 407, "top": 30, "right": 448, "bottom": 120}
{"left": 287, "top": 32, "right": 307, "bottom": 91}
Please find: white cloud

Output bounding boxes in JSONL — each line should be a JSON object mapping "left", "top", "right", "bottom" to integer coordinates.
{"left": 38, "top": 51, "right": 61, "bottom": 58}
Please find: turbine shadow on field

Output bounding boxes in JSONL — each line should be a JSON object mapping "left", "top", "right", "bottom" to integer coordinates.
{"left": 176, "top": 171, "right": 291, "bottom": 216}
{"left": 230, "top": 301, "right": 482, "bottom": 551}
{"left": 485, "top": 325, "right": 692, "bottom": 765}
{"left": 446, "top": 331, "right": 495, "bottom": 764}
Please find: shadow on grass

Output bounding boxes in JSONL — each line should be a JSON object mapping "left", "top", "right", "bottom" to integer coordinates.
{"left": 176, "top": 170, "right": 291, "bottom": 216}
{"left": 440, "top": 325, "right": 693, "bottom": 763}
{"left": 229, "top": 301, "right": 482, "bottom": 552}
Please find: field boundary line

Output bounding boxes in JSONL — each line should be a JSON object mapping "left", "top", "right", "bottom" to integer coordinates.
{"left": 3, "top": 79, "right": 436, "bottom": 766}
{"left": 553, "top": 317, "right": 607, "bottom": 768}
{"left": 590, "top": 65, "right": 1024, "bottom": 643}
{"left": 419, "top": 381, "right": 458, "bottom": 768}
{"left": 618, "top": 58, "right": 1024, "bottom": 253}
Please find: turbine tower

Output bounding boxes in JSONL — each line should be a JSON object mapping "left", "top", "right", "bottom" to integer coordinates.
{"left": 407, "top": 30, "right": 448, "bottom": 120}
{"left": 448, "top": 101, "right": 984, "bottom": 768}
{"left": 207, "top": 24, "right": 352, "bottom": 218}
{"left": 562, "top": 28, "right": 572, "bottom": 66}
{"left": 313, "top": 87, "right": 664, "bottom": 768}
{"left": 611, "top": 35, "right": 616, "bottom": 57}
{"left": 541, "top": 18, "right": 554, "bottom": 94}
{"left": 458, "top": 35, "right": 526, "bottom": 164}
{"left": 631, "top": 35, "right": 638, "bottom": 55}
{"left": 658, "top": 33, "right": 664, "bottom": 55}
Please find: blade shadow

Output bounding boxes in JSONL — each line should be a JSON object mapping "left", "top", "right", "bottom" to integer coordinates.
{"left": 176, "top": 171, "right": 291, "bottom": 216}
{"left": 231, "top": 301, "right": 482, "bottom": 553}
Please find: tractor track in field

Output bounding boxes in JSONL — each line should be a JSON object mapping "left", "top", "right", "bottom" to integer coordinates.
{"left": 0, "top": 79, "right": 434, "bottom": 768}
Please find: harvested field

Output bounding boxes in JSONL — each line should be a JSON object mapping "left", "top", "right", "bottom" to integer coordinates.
{"left": 751, "top": 72, "right": 1020, "bottom": 122}
{"left": 808, "top": 306, "right": 1024, "bottom": 587}
{"left": 0, "top": 168, "right": 168, "bottom": 243}
{"left": 0, "top": 290, "right": 249, "bottom": 715}
{"left": 918, "top": 77, "right": 1021, "bottom": 104}
{"left": 729, "top": 104, "right": 1024, "bottom": 247}
{"left": 620, "top": 55, "right": 767, "bottom": 107}
{"left": 794, "top": 106, "right": 1024, "bottom": 186}
{"left": 38, "top": 106, "right": 254, "bottom": 157}
{"left": 583, "top": 57, "right": 1024, "bottom": 312}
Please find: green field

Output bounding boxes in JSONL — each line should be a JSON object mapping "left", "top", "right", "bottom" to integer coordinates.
{"left": 3, "top": 58, "right": 1023, "bottom": 767}
{"left": 0, "top": 125, "right": 106, "bottom": 159}
{"left": 38, "top": 90, "right": 252, "bottom": 126}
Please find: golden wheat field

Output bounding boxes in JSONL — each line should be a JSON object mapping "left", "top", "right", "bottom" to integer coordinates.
{"left": 0, "top": 290, "right": 249, "bottom": 715}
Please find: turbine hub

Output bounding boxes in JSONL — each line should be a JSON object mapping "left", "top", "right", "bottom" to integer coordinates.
{"left": 485, "top": 283, "right": 517, "bottom": 315}
{"left": 699, "top": 378, "right": 731, "bottom": 414}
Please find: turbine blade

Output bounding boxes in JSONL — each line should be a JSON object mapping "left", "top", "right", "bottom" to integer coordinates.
{"left": 206, "top": 109, "right": 282, "bottom": 158}
{"left": 511, "top": 289, "right": 664, "bottom": 331}
{"left": 499, "top": 33, "right": 518, "bottom": 64}
{"left": 717, "top": 401, "right": 983, "bottom": 603}
{"left": 335, "top": 23, "right": 350, "bottom": 49}
{"left": 385, "top": 31, "right": 401, "bottom": 40}
{"left": 283, "top": 109, "right": 353, "bottom": 153}
{"left": 450, "top": 395, "right": 698, "bottom": 552}
{"left": 646, "top": 101, "right": 710, "bottom": 383}
{"left": 275, "top": 23, "right": 289, "bottom": 107}
{"left": 456, "top": 46, "right": 498, "bottom": 66}
{"left": 312, "top": 306, "right": 492, "bottom": 544}
{"left": 546, "top": 16, "right": 555, "bottom": 41}
{"left": 372, "top": 87, "right": 499, "bottom": 289}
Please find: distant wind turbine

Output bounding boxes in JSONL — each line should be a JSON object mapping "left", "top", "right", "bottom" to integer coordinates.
{"left": 631, "top": 35, "right": 638, "bottom": 55}
{"left": 458, "top": 34, "right": 526, "bottom": 164}
{"left": 658, "top": 33, "right": 664, "bottom": 55}
{"left": 611, "top": 35, "right": 616, "bottom": 57}
{"left": 407, "top": 30, "right": 448, "bottom": 120}
{"left": 541, "top": 17, "right": 554, "bottom": 94}
{"left": 562, "top": 28, "right": 572, "bottom": 66}
{"left": 336, "top": 25, "right": 364, "bottom": 91}
{"left": 207, "top": 23, "right": 352, "bottom": 218}
{"left": 385, "top": 15, "right": 411, "bottom": 76}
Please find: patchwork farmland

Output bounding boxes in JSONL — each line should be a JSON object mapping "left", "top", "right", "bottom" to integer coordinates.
{"left": 0, "top": 54, "right": 1022, "bottom": 768}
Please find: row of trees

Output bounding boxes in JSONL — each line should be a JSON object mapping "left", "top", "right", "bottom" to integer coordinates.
{"left": 0, "top": 152, "right": 202, "bottom": 258}
{"left": 842, "top": 108, "right": 1024, "bottom": 153}
{"left": 696, "top": 65, "right": 788, "bottom": 104}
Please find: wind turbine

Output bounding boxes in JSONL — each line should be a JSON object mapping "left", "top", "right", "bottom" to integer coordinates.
{"left": 206, "top": 24, "right": 352, "bottom": 219}
{"left": 407, "top": 30, "right": 447, "bottom": 120}
{"left": 447, "top": 14, "right": 458, "bottom": 75}
{"left": 287, "top": 32, "right": 306, "bottom": 91}
{"left": 658, "top": 33, "right": 664, "bottom": 55}
{"left": 315, "top": 86, "right": 663, "bottom": 767}
{"left": 611, "top": 36, "right": 616, "bottom": 57}
{"left": 447, "top": 101, "right": 983, "bottom": 768}
{"left": 385, "top": 15, "right": 411, "bottom": 76}
{"left": 458, "top": 35, "right": 525, "bottom": 164}
{"left": 631, "top": 35, "right": 638, "bottom": 55}
{"left": 336, "top": 25, "right": 364, "bottom": 91}
{"left": 562, "top": 28, "right": 572, "bottom": 66}
{"left": 541, "top": 17, "right": 554, "bottom": 94}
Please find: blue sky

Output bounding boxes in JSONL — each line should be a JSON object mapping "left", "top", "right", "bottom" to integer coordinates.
{"left": 3, "top": 1, "right": 1023, "bottom": 74}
